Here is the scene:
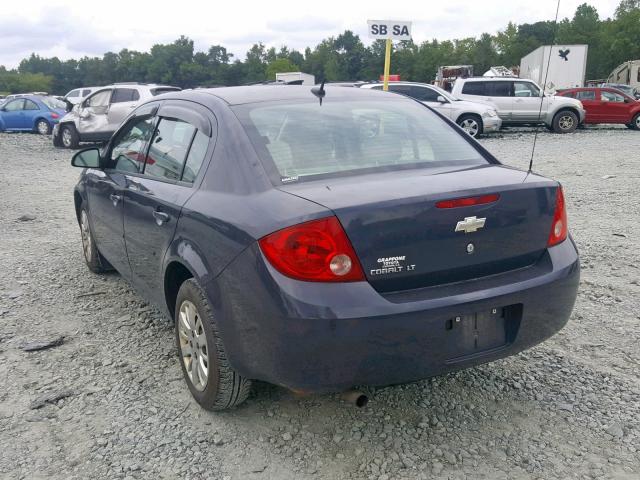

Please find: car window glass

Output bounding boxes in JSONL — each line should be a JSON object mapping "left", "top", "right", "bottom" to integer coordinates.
{"left": 409, "top": 86, "right": 440, "bottom": 102}
{"left": 236, "top": 98, "right": 487, "bottom": 183}
{"left": 112, "top": 88, "right": 139, "bottom": 104}
{"left": 601, "top": 91, "right": 624, "bottom": 102}
{"left": 144, "top": 119, "right": 196, "bottom": 181}
{"left": 461, "top": 82, "right": 485, "bottom": 96}
{"left": 182, "top": 131, "right": 208, "bottom": 183}
{"left": 514, "top": 82, "right": 540, "bottom": 97}
{"left": 82, "top": 89, "right": 92, "bottom": 97}
{"left": 576, "top": 90, "right": 595, "bottom": 100}
{"left": 487, "top": 82, "right": 512, "bottom": 97}
{"left": 24, "top": 100, "right": 39, "bottom": 110}
{"left": 110, "top": 117, "right": 156, "bottom": 173}
{"left": 4, "top": 99, "right": 24, "bottom": 111}
{"left": 86, "top": 90, "right": 111, "bottom": 107}
{"left": 67, "top": 90, "right": 79, "bottom": 98}
{"left": 388, "top": 85, "right": 412, "bottom": 96}
{"left": 562, "top": 91, "right": 576, "bottom": 98}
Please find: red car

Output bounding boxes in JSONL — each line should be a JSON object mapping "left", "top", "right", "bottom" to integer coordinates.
{"left": 557, "top": 87, "right": 640, "bottom": 130}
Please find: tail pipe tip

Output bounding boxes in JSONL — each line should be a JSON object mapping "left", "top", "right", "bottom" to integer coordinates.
{"left": 341, "top": 390, "right": 369, "bottom": 408}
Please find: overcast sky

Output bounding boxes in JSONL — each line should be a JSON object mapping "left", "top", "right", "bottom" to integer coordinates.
{"left": 1, "top": 0, "right": 621, "bottom": 68}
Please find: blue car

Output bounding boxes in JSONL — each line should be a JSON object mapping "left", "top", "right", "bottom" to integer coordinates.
{"left": 0, "top": 95, "right": 67, "bottom": 134}
{"left": 70, "top": 86, "right": 579, "bottom": 410}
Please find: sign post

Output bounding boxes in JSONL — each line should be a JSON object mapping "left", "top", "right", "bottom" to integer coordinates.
{"left": 367, "top": 20, "right": 412, "bottom": 91}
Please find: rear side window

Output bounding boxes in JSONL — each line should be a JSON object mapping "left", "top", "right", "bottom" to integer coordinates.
{"left": 486, "top": 82, "right": 512, "bottom": 97}
{"left": 461, "top": 81, "right": 485, "bottom": 96}
{"left": 67, "top": 90, "right": 80, "bottom": 98}
{"left": 82, "top": 89, "right": 92, "bottom": 97}
{"left": 111, "top": 88, "right": 140, "bottom": 103}
{"left": 408, "top": 86, "right": 440, "bottom": 102}
{"left": 23, "top": 100, "right": 39, "bottom": 110}
{"left": 182, "top": 131, "right": 208, "bottom": 183}
{"left": 576, "top": 90, "right": 595, "bottom": 100}
{"left": 561, "top": 91, "right": 576, "bottom": 98}
{"left": 144, "top": 119, "right": 196, "bottom": 181}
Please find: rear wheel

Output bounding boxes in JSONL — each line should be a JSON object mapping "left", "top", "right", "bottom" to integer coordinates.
{"left": 629, "top": 113, "right": 640, "bottom": 131}
{"left": 457, "top": 114, "right": 483, "bottom": 138}
{"left": 61, "top": 124, "right": 79, "bottom": 148}
{"left": 79, "top": 206, "right": 109, "bottom": 273}
{"left": 175, "top": 278, "right": 251, "bottom": 411}
{"left": 35, "top": 119, "right": 51, "bottom": 135}
{"left": 552, "top": 110, "right": 578, "bottom": 133}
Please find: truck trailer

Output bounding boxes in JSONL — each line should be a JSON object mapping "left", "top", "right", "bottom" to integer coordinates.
{"left": 520, "top": 45, "right": 588, "bottom": 91}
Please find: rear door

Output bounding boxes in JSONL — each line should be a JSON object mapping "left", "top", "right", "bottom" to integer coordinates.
{"left": 483, "top": 82, "right": 513, "bottom": 121}
{"left": 107, "top": 88, "right": 141, "bottom": 131}
{"left": 85, "top": 113, "right": 157, "bottom": 276}
{"left": 122, "top": 101, "right": 214, "bottom": 306}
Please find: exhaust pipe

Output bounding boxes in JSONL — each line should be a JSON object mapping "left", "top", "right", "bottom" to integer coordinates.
{"left": 341, "top": 390, "right": 369, "bottom": 408}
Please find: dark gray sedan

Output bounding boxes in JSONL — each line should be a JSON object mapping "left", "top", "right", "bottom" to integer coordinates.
{"left": 71, "top": 86, "right": 579, "bottom": 410}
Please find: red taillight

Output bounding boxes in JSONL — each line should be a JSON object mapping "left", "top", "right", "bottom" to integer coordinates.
{"left": 51, "top": 113, "right": 59, "bottom": 119}
{"left": 258, "top": 216, "right": 365, "bottom": 282}
{"left": 548, "top": 186, "right": 568, "bottom": 246}
{"left": 436, "top": 194, "right": 499, "bottom": 209}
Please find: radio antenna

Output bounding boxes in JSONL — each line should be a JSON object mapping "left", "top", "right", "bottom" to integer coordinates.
{"left": 528, "top": 0, "right": 562, "bottom": 173}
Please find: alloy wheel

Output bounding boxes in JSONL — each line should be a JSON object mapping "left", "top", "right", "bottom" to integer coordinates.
{"left": 178, "top": 300, "right": 209, "bottom": 392}
{"left": 62, "top": 128, "right": 72, "bottom": 147}
{"left": 460, "top": 118, "right": 479, "bottom": 137}
{"left": 80, "top": 210, "right": 92, "bottom": 262}
{"left": 37, "top": 121, "right": 49, "bottom": 135}
{"left": 635, "top": 116, "right": 640, "bottom": 129}
{"left": 559, "top": 115, "right": 575, "bottom": 131}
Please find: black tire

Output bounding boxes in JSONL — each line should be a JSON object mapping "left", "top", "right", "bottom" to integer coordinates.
{"left": 456, "top": 114, "right": 483, "bottom": 138}
{"left": 79, "top": 204, "right": 109, "bottom": 273}
{"left": 629, "top": 113, "right": 640, "bottom": 131}
{"left": 175, "top": 278, "right": 251, "bottom": 411}
{"left": 35, "top": 119, "right": 51, "bottom": 135}
{"left": 60, "top": 124, "right": 79, "bottom": 148}
{"left": 552, "top": 110, "right": 578, "bottom": 134}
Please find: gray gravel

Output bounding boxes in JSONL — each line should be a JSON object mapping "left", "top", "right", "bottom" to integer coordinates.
{"left": 0, "top": 126, "right": 639, "bottom": 479}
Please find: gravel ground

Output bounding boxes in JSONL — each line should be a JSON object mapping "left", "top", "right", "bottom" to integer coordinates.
{"left": 0, "top": 126, "right": 639, "bottom": 480}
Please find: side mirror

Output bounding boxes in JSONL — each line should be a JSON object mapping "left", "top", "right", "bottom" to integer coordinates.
{"left": 436, "top": 95, "right": 447, "bottom": 103}
{"left": 71, "top": 148, "right": 101, "bottom": 168}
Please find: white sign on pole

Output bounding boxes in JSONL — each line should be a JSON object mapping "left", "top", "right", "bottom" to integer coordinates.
{"left": 367, "top": 20, "right": 412, "bottom": 41}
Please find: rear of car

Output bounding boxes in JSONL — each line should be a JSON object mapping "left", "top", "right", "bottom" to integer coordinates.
{"left": 203, "top": 88, "right": 580, "bottom": 392}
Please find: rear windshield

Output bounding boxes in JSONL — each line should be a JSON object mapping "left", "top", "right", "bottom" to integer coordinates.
{"left": 41, "top": 97, "right": 66, "bottom": 110}
{"left": 234, "top": 97, "right": 487, "bottom": 183}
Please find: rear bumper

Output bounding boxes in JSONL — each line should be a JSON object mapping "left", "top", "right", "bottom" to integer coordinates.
{"left": 212, "top": 238, "right": 579, "bottom": 393}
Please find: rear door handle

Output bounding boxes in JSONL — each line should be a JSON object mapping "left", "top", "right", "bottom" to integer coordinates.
{"left": 109, "top": 193, "right": 122, "bottom": 206}
{"left": 152, "top": 210, "right": 170, "bottom": 226}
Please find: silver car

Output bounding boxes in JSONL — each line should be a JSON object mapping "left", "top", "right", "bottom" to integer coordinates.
{"left": 53, "top": 83, "right": 180, "bottom": 148}
{"left": 360, "top": 81, "right": 501, "bottom": 137}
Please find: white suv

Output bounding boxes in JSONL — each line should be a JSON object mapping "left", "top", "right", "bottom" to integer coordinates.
{"left": 451, "top": 77, "right": 585, "bottom": 133}
{"left": 360, "top": 81, "right": 501, "bottom": 137}
{"left": 53, "top": 83, "right": 181, "bottom": 148}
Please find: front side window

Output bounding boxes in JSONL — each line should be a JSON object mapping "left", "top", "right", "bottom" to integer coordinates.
{"left": 82, "top": 89, "right": 92, "bottom": 97}
{"left": 409, "top": 86, "right": 440, "bottom": 102}
{"left": 3, "top": 99, "right": 24, "bottom": 111}
{"left": 234, "top": 97, "right": 487, "bottom": 183}
{"left": 601, "top": 91, "right": 625, "bottom": 102}
{"left": 86, "top": 90, "right": 111, "bottom": 108}
{"left": 514, "top": 82, "right": 540, "bottom": 97}
{"left": 144, "top": 119, "right": 196, "bottom": 181}
{"left": 110, "top": 117, "right": 156, "bottom": 173}
{"left": 24, "top": 100, "right": 39, "bottom": 110}
{"left": 67, "top": 90, "right": 80, "bottom": 98}
{"left": 576, "top": 90, "right": 596, "bottom": 101}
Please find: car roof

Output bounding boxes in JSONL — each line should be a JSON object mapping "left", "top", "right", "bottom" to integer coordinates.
{"left": 175, "top": 85, "right": 392, "bottom": 106}
{"left": 459, "top": 77, "right": 528, "bottom": 82}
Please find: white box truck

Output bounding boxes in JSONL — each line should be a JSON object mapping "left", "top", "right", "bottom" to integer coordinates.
{"left": 520, "top": 45, "right": 588, "bottom": 91}
{"left": 275, "top": 72, "right": 315, "bottom": 85}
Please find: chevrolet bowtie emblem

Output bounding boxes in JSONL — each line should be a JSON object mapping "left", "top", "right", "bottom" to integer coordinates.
{"left": 455, "top": 216, "right": 486, "bottom": 233}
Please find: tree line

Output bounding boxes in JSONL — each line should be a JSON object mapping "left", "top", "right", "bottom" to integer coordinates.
{"left": 1, "top": 1, "right": 639, "bottom": 95}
